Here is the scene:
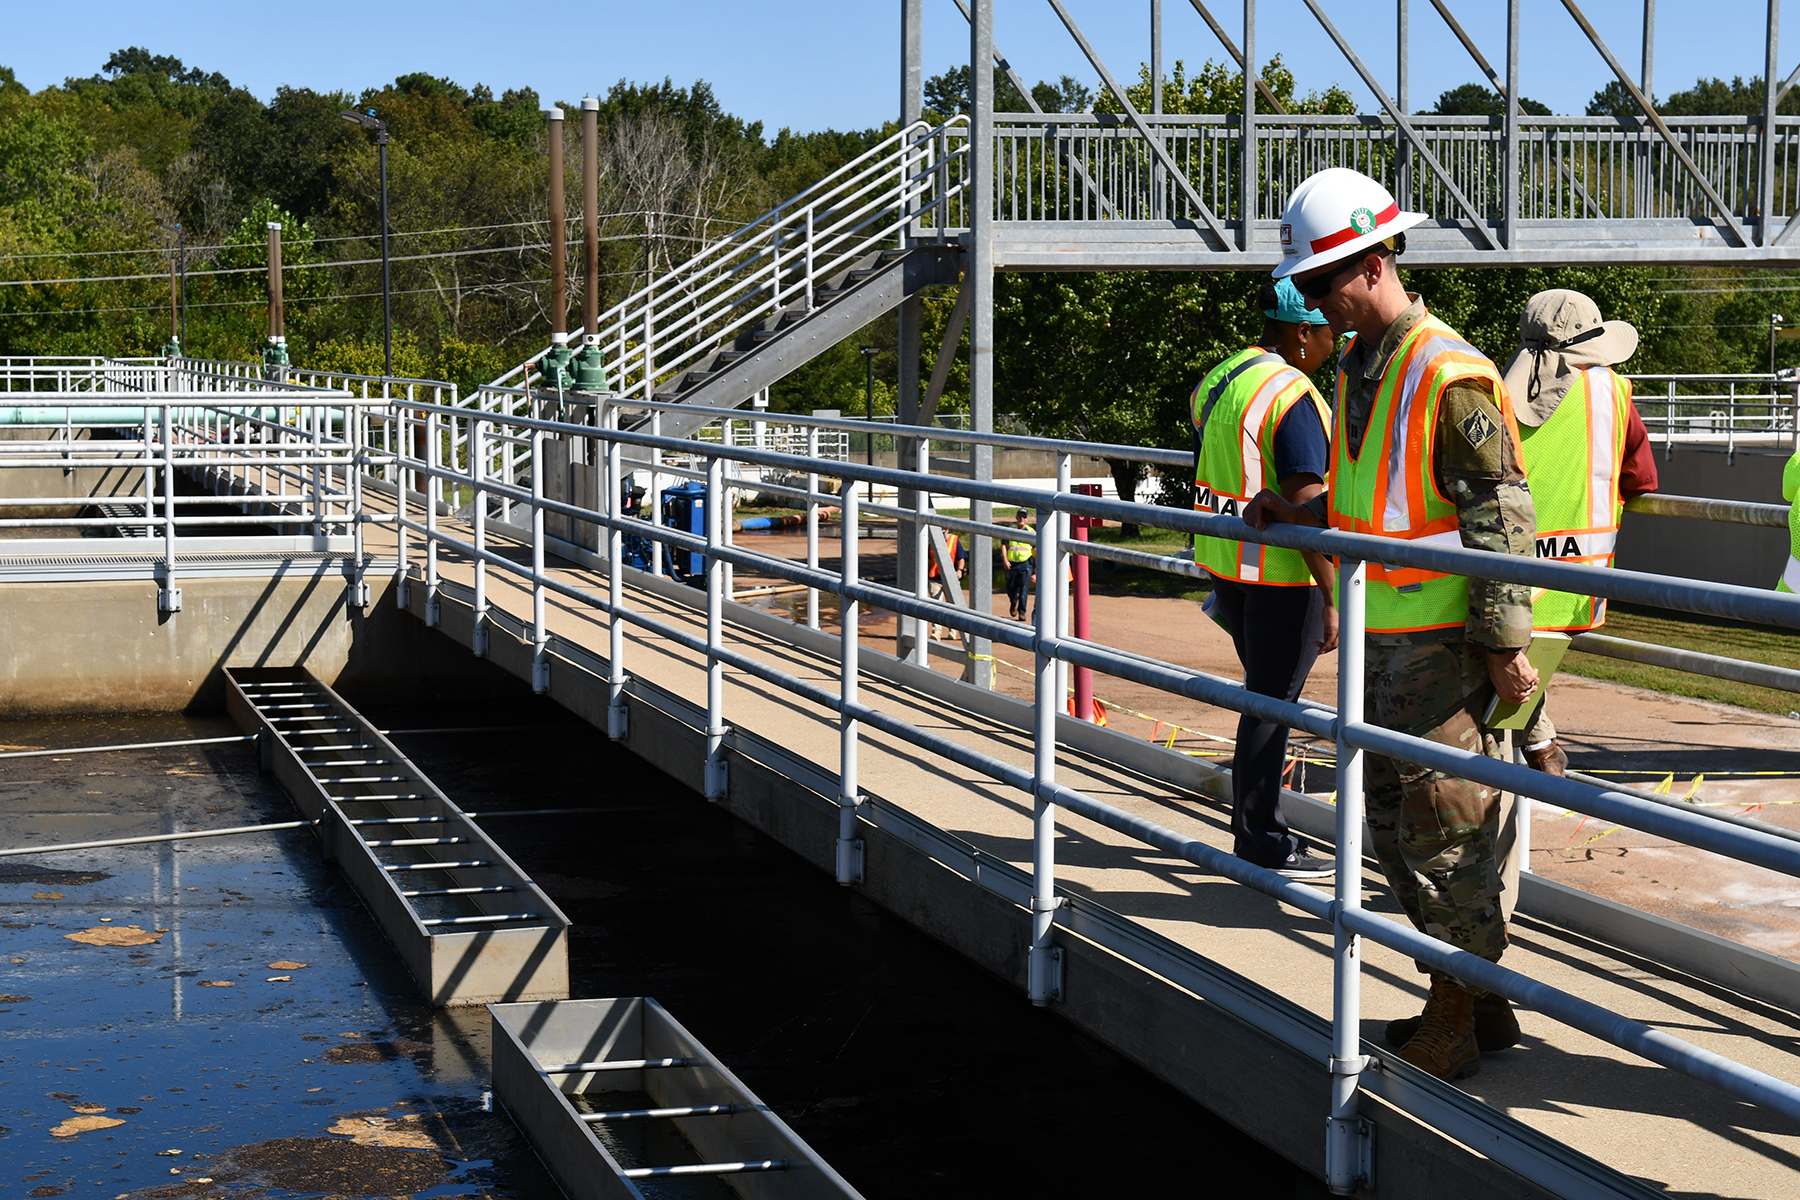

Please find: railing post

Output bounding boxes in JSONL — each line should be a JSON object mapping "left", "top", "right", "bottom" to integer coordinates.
{"left": 912, "top": 436, "right": 932, "bottom": 666}
{"left": 158, "top": 402, "right": 180, "bottom": 614}
{"left": 425, "top": 406, "right": 441, "bottom": 627}
{"left": 805, "top": 207, "right": 816, "bottom": 310}
{"left": 650, "top": 409, "right": 666, "bottom": 577}
{"left": 1027, "top": 501, "right": 1062, "bottom": 1005}
{"left": 1055, "top": 451, "right": 1073, "bottom": 713}
{"left": 806, "top": 426, "right": 821, "bottom": 631}
{"left": 141, "top": 409, "right": 155, "bottom": 540}
{"left": 530, "top": 424, "right": 550, "bottom": 694}
{"left": 836, "top": 478, "right": 864, "bottom": 884}
{"left": 722, "top": 419, "right": 736, "bottom": 601}
{"left": 396, "top": 401, "right": 411, "bottom": 609}
{"left": 347, "top": 399, "right": 369, "bottom": 611}
{"left": 1666, "top": 380, "right": 1676, "bottom": 461}
{"left": 606, "top": 404, "right": 629, "bottom": 741}
{"left": 704, "top": 453, "right": 729, "bottom": 801}
{"left": 472, "top": 416, "right": 490, "bottom": 657}
{"left": 1326, "top": 557, "right": 1372, "bottom": 1194}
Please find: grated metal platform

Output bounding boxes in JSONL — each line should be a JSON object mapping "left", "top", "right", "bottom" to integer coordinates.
{"left": 225, "top": 665, "right": 570, "bottom": 1006}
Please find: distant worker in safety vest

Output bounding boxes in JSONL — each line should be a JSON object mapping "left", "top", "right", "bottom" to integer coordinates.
{"left": 1777, "top": 450, "right": 1800, "bottom": 594}
{"left": 927, "top": 530, "right": 967, "bottom": 640}
{"left": 1003, "top": 509, "right": 1035, "bottom": 620}
{"left": 1191, "top": 276, "right": 1341, "bottom": 881}
{"left": 1500, "top": 290, "right": 1659, "bottom": 778}
{"left": 1245, "top": 167, "right": 1540, "bottom": 1083}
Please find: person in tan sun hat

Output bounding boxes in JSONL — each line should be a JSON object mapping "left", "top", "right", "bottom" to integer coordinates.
{"left": 1498, "top": 289, "right": 1659, "bottom": 779}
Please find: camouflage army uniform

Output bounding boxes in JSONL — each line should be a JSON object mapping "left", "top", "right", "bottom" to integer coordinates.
{"left": 1339, "top": 296, "right": 1536, "bottom": 969}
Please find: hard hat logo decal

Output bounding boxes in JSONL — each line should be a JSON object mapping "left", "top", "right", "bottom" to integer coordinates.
{"left": 1281, "top": 223, "right": 1292, "bottom": 245}
{"left": 1349, "top": 207, "right": 1377, "bottom": 235}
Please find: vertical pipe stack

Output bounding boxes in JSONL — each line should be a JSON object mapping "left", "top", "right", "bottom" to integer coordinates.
{"left": 573, "top": 97, "right": 609, "bottom": 393}
{"left": 263, "top": 222, "right": 288, "bottom": 375}
{"left": 1028, "top": 502, "right": 1061, "bottom": 1004}
{"left": 1503, "top": 0, "right": 1521, "bottom": 248}
{"left": 1396, "top": 0, "right": 1411, "bottom": 202}
{"left": 549, "top": 107, "right": 566, "bottom": 340}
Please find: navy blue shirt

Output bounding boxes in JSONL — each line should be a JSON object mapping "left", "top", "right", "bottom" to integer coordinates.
{"left": 1271, "top": 397, "right": 1330, "bottom": 483}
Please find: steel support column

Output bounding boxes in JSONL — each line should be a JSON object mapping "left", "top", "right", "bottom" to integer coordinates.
{"left": 969, "top": 0, "right": 996, "bottom": 690}
{"left": 896, "top": 0, "right": 925, "bottom": 661}
{"left": 606, "top": 405, "right": 628, "bottom": 740}
{"left": 1240, "top": 0, "right": 1256, "bottom": 252}
{"left": 1397, "top": 0, "right": 1411, "bottom": 203}
{"left": 1761, "top": 1, "right": 1781, "bottom": 245}
{"left": 1504, "top": 0, "right": 1521, "bottom": 248}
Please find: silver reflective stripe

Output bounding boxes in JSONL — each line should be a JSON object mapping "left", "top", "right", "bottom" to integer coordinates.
{"left": 1585, "top": 367, "right": 1620, "bottom": 532}
{"left": 1783, "top": 555, "right": 1800, "bottom": 592}
{"left": 1382, "top": 331, "right": 1485, "bottom": 533}
{"left": 1240, "top": 539, "right": 1263, "bottom": 582}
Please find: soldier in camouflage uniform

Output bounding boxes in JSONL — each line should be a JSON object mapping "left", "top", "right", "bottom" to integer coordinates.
{"left": 1246, "top": 168, "right": 1539, "bottom": 1082}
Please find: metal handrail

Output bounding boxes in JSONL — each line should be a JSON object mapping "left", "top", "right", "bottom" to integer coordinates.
{"left": 376, "top": 393, "right": 1800, "bottom": 1180}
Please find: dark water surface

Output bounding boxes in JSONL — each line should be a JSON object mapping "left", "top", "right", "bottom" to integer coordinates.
{"left": 0, "top": 703, "right": 1317, "bottom": 1199}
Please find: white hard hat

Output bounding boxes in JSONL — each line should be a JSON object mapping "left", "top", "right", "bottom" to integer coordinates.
{"left": 1272, "top": 168, "right": 1427, "bottom": 279}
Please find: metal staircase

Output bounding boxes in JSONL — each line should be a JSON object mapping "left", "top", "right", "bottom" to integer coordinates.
{"left": 487, "top": 117, "right": 970, "bottom": 446}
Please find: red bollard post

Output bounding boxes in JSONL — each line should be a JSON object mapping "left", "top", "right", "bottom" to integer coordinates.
{"left": 1073, "top": 521, "right": 1093, "bottom": 720}
{"left": 1071, "top": 483, "right": 1102, "bottom": 722}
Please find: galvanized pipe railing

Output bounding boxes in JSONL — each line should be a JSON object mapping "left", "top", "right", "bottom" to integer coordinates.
{"left": 383, "top": 393, "right": 1800, "bottom": 1192}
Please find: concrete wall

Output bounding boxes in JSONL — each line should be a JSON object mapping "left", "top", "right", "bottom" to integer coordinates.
{"left": 1614, "top": 444, "right": 1790, "bottom": 589}
{"left": 0, "top": 571, "right": 518, "bottom": 715}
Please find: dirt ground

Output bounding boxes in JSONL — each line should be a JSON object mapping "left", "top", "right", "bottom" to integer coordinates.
{"left": 728, "top": 524, "right": 1800, "bottom": 964}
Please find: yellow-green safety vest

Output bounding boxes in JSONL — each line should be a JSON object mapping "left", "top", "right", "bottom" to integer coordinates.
{"left": 1004, "top": 536, "right": 1034, "bottom": 564}
{"left": 1190, "top": 347, "right": 1332, "bottom": 586}
{"left": 1779, "top": 450, "right": 1800, "bottom": 594}
{"left": 1517, "top": 367, "right": 1632, "bottom": 631}
{"left": 1328, "top": 313, "right": 1524, "bottom": 635}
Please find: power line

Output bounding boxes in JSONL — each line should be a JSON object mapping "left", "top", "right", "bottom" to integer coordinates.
{"left": 0, "top": 208, "right": 740, "bottom": 264}
{"left": 0, "top": 267, "right": 654, "bottom": 320}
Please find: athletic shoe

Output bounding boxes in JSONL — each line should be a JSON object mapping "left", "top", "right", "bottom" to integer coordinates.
{"left": 1275, "top": 853, "right": 1336, "bottom": 880}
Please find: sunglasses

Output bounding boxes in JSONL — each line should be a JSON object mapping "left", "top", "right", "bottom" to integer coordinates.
{"left": 1295, "top": 253, "right": 1369, "bottom": 302}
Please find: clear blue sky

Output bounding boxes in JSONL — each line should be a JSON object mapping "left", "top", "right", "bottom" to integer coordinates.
{"left": 4, "top": 1, "right": 1780, "bottom": 133}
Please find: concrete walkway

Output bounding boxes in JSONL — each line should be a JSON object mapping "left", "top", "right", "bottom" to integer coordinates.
{"left": 382, "top": 518, "right": 1800, "bottom": 1197}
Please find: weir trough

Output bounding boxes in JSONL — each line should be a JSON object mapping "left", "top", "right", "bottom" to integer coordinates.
{"left": 225, "top": 665, "right": 569, "bottom": 1005}
{"left": 490, "top": 996, "right": 864, "bottom": 1200}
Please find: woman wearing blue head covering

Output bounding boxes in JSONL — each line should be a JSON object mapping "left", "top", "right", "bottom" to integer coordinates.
{"left": 1189, "top": 276, "right": 1339, "bottom": 878}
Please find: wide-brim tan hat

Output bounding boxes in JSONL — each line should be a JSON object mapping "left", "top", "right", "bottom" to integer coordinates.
{"left": 1500, "top": 289, "right": 1638, "bottom": 423}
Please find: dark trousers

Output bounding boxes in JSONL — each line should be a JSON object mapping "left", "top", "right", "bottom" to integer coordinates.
{"left": 1005, "top": 563, "right": 1032, "bottom": 615}
{"left": 1209, "top": 576, "right": 1326, "bottom": 867}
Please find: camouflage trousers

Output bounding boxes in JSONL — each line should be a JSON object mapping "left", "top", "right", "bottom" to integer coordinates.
{"left": 1365, "top": 638, "right": 1509, "bottom": 969}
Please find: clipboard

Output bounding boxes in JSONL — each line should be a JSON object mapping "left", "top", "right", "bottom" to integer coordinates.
{"left": 1482, "top": 632, "right": 1571, "bottom": 730}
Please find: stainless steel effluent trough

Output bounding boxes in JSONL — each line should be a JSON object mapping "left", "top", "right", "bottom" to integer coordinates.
{"left": 225, "top": 665, "right": 570, "bottom": 1005}
{"left": 490, "top": 997, "right": 864, "bottom": 1199}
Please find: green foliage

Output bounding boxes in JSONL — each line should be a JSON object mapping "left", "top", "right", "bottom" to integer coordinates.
{"left": 305, "top": 331, "right": 431, "bottom": 380}
{"left": 1431, "top": 83, "right": 1551, "bottom": 117}
{"left": 1103, "top": 57, "right": 1355, "bottom": 117}
{"left": 1662, "top": 76, "right": 1800, "bottom": 116}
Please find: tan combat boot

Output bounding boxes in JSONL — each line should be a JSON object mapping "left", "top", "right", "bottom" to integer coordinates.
{"left": 1396, "top": 973, "right": 1481, "bottom": 1082}
{"left": 1524, "top": 740, "right": 1568, "bottom": 776}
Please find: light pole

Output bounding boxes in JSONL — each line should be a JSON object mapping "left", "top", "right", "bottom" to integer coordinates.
{"left": 340, "top": 108, "right": 392, "bottom": 378}
{"left": 160, "top": 222, "right": 186, "bottom": 355}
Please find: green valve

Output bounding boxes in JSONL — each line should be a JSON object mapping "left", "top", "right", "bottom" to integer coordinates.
{"left": 573, "top": 339, "right": 610, "bottom": 392}
{"left": 262, "top": 336, "right": 290, "bottom": 373}
{"left": 539, "top": 342, "right": 576, "bottom": 391}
